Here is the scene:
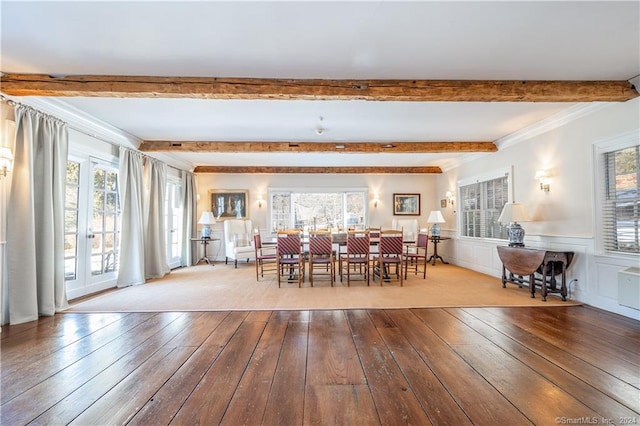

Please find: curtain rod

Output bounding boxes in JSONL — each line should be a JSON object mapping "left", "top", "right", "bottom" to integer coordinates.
{"left": 0, "top": 94, "right": 185, "bottom": 174}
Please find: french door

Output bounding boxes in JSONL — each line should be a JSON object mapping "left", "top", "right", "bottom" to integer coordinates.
{"left": 165, "top": 179, "right": 183, "bottom": 269}
{"left": 65, "top": 156, "right": 120, "bottom": 299}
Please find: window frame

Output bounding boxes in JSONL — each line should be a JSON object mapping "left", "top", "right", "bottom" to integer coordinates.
{"left": 457, "top": 168, "right": 512, "bottom": 242}
{"left": 594, "top": 130, "right": 640, "bottom": 257}
{"left": 267, "top": 187, "right": 369, "bottom": 233}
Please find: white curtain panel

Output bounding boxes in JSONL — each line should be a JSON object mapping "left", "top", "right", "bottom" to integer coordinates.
{"left": 143, "top": 157, "right": 169, "bottom": 279}
{"left": 6, "top": 105, "right": 68, "bottom": 324}
{"left": 181, "top": 171, "right": 197, "bottom": 266}
{"left": 117, "top": 148, "right": 145, "bottom": 287}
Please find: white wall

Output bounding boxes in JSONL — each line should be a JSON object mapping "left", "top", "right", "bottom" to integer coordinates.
{"left": 194, "top": 173, "right": 439, "bottom": 259}
{"left": 439, "top": 98, "right": 640, "bottom": 319}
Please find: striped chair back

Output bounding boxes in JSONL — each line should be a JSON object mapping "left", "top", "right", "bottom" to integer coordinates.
{"left": 309, "top": 233, "right": 333, "bottom": 256}
{"left": 277, "top": 231, "right": 302, "bottom": 256}
{"left": 380, "top": 230, "right": 404, "bottom": 255}
{"left": 346, "top": 230, "right": 370, "bottom": 255}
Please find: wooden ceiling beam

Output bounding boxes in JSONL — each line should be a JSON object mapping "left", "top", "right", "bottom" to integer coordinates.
{"left": 138, "top": 141, "right": 497, "bottom": 153}
{"left": 193, "top": 166, "right": 442, "bottom": 174}
{"left": 1, "top": 73, "right": 637, "bottom": 102}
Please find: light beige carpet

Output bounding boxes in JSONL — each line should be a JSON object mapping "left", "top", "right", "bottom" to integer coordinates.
{"left": 66, "top": 262, "right": 579, "bottom": 312}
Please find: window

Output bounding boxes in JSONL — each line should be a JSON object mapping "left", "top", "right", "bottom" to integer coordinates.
{"left": 459, "top": 173, "right": 509, "bottom": 240}
{"left": 268, "top": 189, "right": 367, "bottom": 232}
{"left": 602, "top": 144, "right": 639, "bottom": 254}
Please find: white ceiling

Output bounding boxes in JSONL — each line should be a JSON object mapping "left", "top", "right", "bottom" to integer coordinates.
{"left": 1, "top": 1, "right": 639, "bottom": 171}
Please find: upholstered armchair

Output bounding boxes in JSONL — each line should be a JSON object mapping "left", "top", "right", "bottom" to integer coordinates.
{"left": 391, "top": 219, "right": 419, "bottom": 242}
{"left": 223, "top": 219, "right": 255, "bottom": 268}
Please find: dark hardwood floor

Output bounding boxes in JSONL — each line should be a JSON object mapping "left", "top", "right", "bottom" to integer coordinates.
{"left": 1, "top": 306, "right": 639, "bottom": 425}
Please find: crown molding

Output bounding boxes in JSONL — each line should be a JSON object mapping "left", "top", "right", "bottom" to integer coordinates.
{"left": 11, "top": 97, "right": 195, "bottom": 171}
{"left": 494, "top": 103, "right": 610, "bottom": 150}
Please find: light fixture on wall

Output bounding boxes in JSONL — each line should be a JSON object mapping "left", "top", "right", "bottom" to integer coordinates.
{"left": 257, "top": 194, "right": 264, "bottom": 208}
{"left": 498, "top": 202, "right": 531, "bottom": 247}
{"left": 198, "top": 211, "right": 216, "bottom": 239}
{"left": 427, "top": 210, "right": 445, "bottom": 237}
{"left": 535, "top": 170, "right": 550, "bottom": 192}
{"left": 0, "top": 147, "right": 14, "bottom": 179}
{"left": 445, "top": 190, "right": 455, "bottom": 207}
{"left": 373, "top": 194, "right": 379, "bottom": 208}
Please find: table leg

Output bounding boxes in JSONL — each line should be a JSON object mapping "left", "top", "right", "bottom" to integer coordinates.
{"left": 427, "top": 240, "right": 450, "bottom": 265}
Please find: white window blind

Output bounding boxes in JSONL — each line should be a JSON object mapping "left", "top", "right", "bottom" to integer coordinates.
{"left": 460, "top": 175, "right": 509, "bottom": 239}
{"left": 602, "top": 144, "right": 639, "bottom": 254}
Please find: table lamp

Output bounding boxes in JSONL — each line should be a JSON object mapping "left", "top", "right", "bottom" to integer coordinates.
{"left": 498, "top": 202, "right": 531, "bottom": 247}
{"left": 427, "top": 210, "right": 446, "bottom": 237}
{"left": 198, "top": 211, "right": 216, "bottom": 239}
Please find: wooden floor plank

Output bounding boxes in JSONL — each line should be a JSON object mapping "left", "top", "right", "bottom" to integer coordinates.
{"left": 69, "top": 346, "right": 196, "bottom": 425}
{"left": 374, "top": 313, "right": 473, "bottom": 425}
{"left": 304, "top": 385, "right": 379, "bottom": 425}
{"left": 0, "top": 312, "right": 185, "bottom": 425}
{"left": 1, "top": 306, "right": 637, "bottom": 426}
{"left": 128, "top": 311, "right": 246, "bottom": 425}
{"left": 0, "top": 312, "right": 137, "bottom": 366}
{"left": 448, "top": 307, "right": 640, "bottom": 421}
{"left": 513, "top": 306, "right": 640, "bottom": 363}
{"left": 170, "top": 316, "right": 268, "bottom": 425}
{"left": 29, "top": 312, "right": 208, "bottom": 426}
{"left": 464, "top": 307, "right": 640, "bottom": 413}
{"left": 386, "top": 309, "right": 533, "bottom": 424}
{"left": 453, "top": 342, "right": 601, "bottom": 424}
{"left": 346, "top": 309, "right": 432, "bottom": 425}
{"left": 262, "top": 319, "right": 309, "bottom": 426}
{"left": 486, "top": 307, "right": 640, "bottom": 386}
{"left": 307, "top": 310, "right": 366, "bottom": 386}
{"left": 220, "top": 311, "right": 289, "bottom": 426}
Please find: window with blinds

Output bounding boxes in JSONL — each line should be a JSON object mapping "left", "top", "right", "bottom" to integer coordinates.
{"left": 602, "top": 145, "right": 639, "bottom": 254}
{"left": 460, "top": 175, "right": 509, "bottom": 239}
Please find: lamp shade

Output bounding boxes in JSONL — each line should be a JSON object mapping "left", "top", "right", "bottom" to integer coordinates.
{"left": 427, "top": 210, "right": 445, "bottom": 224}
{"left": 497, "top": 203, "right": 531, "bottom": 224}
{"left": 198, "top": 211, "right": 216, "bottom": 225}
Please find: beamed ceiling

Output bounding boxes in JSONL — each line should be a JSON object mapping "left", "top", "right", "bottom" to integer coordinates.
{"left": 1, "top": 2, "right": 638, "bottom": 173}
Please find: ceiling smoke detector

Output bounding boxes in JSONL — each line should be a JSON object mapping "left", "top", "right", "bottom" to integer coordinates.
{"left": 315, "top": 127, "right": 325, "bottom": 135}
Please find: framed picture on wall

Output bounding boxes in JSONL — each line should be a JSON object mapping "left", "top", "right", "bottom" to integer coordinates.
{"left": 210, "top": 189, "right": 249, "bottom": 220}
{"left": 393, "top": 193, "right": 420, "bottom": 216}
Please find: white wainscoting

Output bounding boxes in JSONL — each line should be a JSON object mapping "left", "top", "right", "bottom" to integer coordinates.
{"left": 442, "top": 231, "right": 639, "bottom": 320}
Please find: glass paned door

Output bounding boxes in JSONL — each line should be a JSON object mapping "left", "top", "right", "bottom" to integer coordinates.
{"left": 65, "top": 157, "right": 120, "bottom": 299}
{"left": 165, "top": 180, "right": 183, "bottom": 268}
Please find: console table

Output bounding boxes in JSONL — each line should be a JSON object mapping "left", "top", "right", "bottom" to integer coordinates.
{"left": 496, "top": 246, "right": 574, "bottom": 301}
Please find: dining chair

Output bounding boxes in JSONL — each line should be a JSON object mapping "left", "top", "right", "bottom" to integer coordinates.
{"left": 404, "top": 231, "right": 428, "bottom": 279}
{"left": 340, "top": 229, "right": 370, "bottom": 286}
{"left": 375, "top": 229, "right": 404, "bottom": 286}
{"left": 254, "top": 229, "right": 277, "bottom": 281}
{"left": 276, "top": 229, "right": 305, "bottom": 287}
{"left": 308, "top": 230, "right": 335, "bottom": 286}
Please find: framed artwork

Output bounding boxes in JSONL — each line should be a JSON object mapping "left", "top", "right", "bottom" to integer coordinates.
{"left": 393, "top": 193, "right": 420, "bottom": 216}
{"left": 441, "top": 199, "right": 448, "bottom": 208}
{"left": 210, "top": 189, "right": 249, "bottom": 220}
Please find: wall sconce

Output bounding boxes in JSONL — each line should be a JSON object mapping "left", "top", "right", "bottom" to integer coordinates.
{"left": 445, "top": 191, "right": 455, "bottom": 207}
{"left": 535, "top": 170, "right": 550, "bottom": 192}
{"left": 0, "top": 147, "right": 14, "bottom": 179}
{"left": 257, "top": 195, "right": 264, "bottom": 208}
{"left": 373, "top": 194, "right": 379, "bottom": 208}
